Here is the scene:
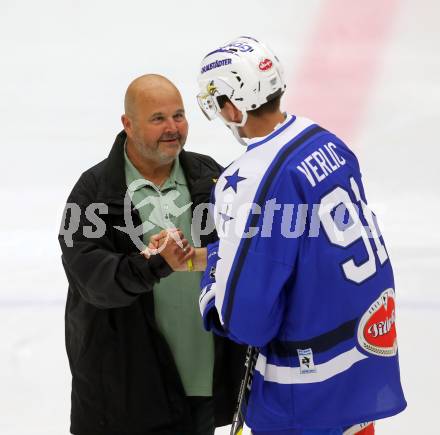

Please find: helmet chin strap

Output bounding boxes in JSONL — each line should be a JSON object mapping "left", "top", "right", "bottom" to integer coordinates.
{"left": 218, "top": 110, "right": 249, "bottom": 147}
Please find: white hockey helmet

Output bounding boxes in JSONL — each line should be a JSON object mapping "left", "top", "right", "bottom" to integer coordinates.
{"left": 197, "top": 36, "right": 286, "bottom": 131}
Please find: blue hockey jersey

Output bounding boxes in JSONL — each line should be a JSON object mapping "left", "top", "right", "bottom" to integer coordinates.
{"left": 199, "top": 115, "right": 407, "bottom": 431}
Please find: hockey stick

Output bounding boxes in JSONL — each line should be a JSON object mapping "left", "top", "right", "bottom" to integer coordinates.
{"left": 230, "top": 346, "right": 259, "bottom": 435}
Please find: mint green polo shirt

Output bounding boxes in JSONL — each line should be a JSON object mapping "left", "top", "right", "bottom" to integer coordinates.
{"left": 124, "top": 149, "right": 214, "bottom": 397}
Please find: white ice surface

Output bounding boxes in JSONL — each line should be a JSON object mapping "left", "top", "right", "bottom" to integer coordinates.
{"left": 1, "top": 1, "right": 439, "bottom": 434}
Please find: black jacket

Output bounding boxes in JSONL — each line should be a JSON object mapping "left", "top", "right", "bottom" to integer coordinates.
{"left": 59, "top": 131, "right": 246, "bottom": 435}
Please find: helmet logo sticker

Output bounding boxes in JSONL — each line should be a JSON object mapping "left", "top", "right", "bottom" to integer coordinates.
{"left": 201, "top": 58, "right": 233, "bottom": 74}
{"left": 259, "top": 58, "right": 273, "bottom": 71}
{"left": 207, "top": 82, "right": 217, "bottom": 96}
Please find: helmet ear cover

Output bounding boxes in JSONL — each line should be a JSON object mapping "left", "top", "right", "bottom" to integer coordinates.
{"left": 216, "top": 88, "right": 284, "bottom": 122}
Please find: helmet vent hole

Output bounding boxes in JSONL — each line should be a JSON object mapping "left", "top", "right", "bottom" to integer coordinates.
{"left": 251, "top": 104, "right": 257, "bottom": 109}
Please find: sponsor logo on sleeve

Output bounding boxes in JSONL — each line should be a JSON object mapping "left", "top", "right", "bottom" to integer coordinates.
{"left": 358, "top": 288, "right": 398, "bottom": 357}
{"left": 343, "top": 421, "right": 375, "bottom": 435}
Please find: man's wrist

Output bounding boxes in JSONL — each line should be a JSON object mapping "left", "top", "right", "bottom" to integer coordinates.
{"left": 192, "top": 248, "right": 207, "bottom": 271}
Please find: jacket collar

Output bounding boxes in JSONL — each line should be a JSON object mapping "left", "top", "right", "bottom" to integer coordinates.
{"left": 96, "top": 130, "right": 128, "bottom": 203}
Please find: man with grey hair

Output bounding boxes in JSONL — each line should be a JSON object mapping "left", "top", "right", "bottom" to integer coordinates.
{"left": 59, "top": 74, "right": 245, "bottom": 435}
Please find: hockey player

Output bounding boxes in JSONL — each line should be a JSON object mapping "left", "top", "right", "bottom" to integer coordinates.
{"left": 194, "top": 36, "right": 407, "bottom": 434}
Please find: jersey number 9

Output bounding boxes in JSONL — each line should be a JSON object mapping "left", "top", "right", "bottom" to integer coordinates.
{"left": 319, "top": 177, "right": 388, "bottom": 284}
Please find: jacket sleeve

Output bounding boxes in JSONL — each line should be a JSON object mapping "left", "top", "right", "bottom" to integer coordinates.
{"left": 199, "top": 170, "right": 299, "bottom": 347}
{"left": 59, "top": 171, "right": 172, "bottom": 309}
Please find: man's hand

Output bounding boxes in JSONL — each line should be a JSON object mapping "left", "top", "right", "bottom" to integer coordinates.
{"left": 141, "top": 228, "right": 195, "bottom": 271}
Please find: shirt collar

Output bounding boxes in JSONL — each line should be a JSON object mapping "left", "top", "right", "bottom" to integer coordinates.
{"left": 124, "top": 143, "right": 187, "bottom": 192}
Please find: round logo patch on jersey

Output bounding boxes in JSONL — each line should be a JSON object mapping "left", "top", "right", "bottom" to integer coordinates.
{"left": 259, "top": 58, "right": 273, "bottom": 71}
{"left": 357, "top": 288, "right": 398, "bottom": 357}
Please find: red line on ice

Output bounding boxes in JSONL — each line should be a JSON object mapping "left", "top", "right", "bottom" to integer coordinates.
{"left": 286, "top": 0, "right": 400, "bottom": 145}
